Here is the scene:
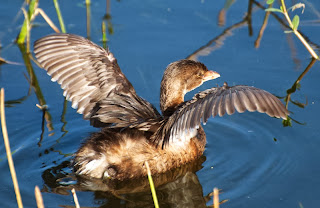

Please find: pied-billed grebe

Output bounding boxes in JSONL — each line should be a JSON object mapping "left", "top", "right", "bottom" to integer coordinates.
{"left": 34, "top": 34, "right": 289, "bottom": 180}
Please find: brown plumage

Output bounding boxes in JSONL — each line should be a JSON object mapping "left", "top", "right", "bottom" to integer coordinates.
{"left": 34, "top": 33, "right": 289, "bottom": 180}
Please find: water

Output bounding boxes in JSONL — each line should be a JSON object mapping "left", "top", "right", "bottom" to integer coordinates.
{"left": 1, "top": 0, "right": 320, "bottom": 207}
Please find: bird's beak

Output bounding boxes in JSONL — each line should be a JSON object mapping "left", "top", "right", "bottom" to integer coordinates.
{"left": 203, "top": 70, "right": 220, "bottom": 81}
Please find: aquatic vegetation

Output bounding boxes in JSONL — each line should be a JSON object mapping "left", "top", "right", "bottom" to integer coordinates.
{"left": 266, "top": 0, "right": 319, "bottom": 59}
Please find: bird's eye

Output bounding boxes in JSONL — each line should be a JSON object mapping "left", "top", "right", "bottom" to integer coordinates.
{"left": 197, "top": 72, "right": 203, "bottom": 77}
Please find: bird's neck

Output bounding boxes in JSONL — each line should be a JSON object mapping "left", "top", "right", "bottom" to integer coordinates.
{"left": 160, "top": 79, "right": 186, "bottom": 117}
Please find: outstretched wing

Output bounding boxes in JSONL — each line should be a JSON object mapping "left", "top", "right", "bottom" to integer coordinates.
{"left": 34, "top": 33, "right": 160, "bottom": 128}
{"left": 152, "top": 83, "right": 289, "bottom": 147}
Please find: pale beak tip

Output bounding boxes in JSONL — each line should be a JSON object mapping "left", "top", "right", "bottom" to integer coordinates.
{"left": 204, "top": 70, "right": 220, "bottom": 81}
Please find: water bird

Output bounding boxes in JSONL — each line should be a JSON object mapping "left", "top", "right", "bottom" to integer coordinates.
{"left": 34, "top": 33, "right": 289, "bottom": 180}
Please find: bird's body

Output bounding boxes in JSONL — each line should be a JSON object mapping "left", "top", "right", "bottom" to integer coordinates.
{"left": 75, "top": 127, "right": 206, "bottom": 180}
{"left": 34, "top": 33, "right": 288, "bottom": 180}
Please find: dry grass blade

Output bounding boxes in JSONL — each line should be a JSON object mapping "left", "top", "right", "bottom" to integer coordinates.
{"left": 71, "top": 188, "right": 80, "bottom": 208}
{"left": 0, "top": 57, "right": 22, "bottom": 65}
{"left": 35, "top": 186, "right": 44, "bottom": 208}
{"left": 213, "top": 188, "right": 219, "bottom": 208}
{"left": 1, "top": 88, "right": 23, "bottom": 208}
{"left": 34, "top": 8, "right": 60, "bottom": 33}
{"left": 0, "top": 57, "right": 8, "bottom": 64}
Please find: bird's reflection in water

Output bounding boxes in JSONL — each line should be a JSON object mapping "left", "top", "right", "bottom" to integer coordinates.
{"left": 42, "top": 156, "right": 211, "bottom": 207}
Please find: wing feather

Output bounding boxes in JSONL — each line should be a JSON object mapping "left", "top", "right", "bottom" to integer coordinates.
{"left": 250, "top": 90, "right": 267, "bottom": 113}
{"left": 202, "top": 94, "right": 214, "bottom": 123}
{"left": 212, "top": 94, "right": 221, "bottom": 118}
{"left": 218, "top": 92, "right": 226, "bottom": 117}
{"left": 34, "top": 33, "right": 160, "bottom": 129}
{"left": 225, "top": 90, "right": 235, "bottom": 115}
{"left": 232, "top": 90, "right": 246, "bottom": 113}
{"left": 152, "top": 84, "right": 289, "bottom": 147}
{"left": 259, "top": 91, "right": 276, "bottom": 117}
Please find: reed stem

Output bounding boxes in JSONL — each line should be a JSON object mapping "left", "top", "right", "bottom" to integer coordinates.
{"left": 53, "top": 0, "right": 66, "bottom": 33}
{"left": 280, "top": 0, "right": 319, "bottom": 59}
{"left": 34, "top": 186, "right": 44, "bottom": 208}
{"left": 145, "top": 161, "right": 159, "bottom": 208}
{"left": 71, "top": 188, "right": 80, "bottom": 208}
{"left": 102, "top": 21, "right": 107, "bottom": 49}
{"left": 213, "top": 188, "right": 219, "bottom": 208}
{"left": 1, "top": 89, "right": 23, "bottom": 208}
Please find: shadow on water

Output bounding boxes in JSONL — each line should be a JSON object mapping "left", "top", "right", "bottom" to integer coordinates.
{"left": 15, "top": 43, "right": 54, "bottom": 133}
{"left": 282, "top": 57, "right": 317, "bottom": 127}
{"left": 1, "top": 0, "right": 319, "bottom": 207}
{"left": 16, "top": 43, "right": 73, "bottom": 156}
{"left": 2, "top": 43, "right": 72, "bottom": 165}
{"left": 41, "top": 157, "right": 210, "bottom": 207}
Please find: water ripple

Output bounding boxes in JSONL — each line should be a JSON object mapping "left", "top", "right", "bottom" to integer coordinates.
{"left": 199, "top": 113, "right": 297, "bottom": 201}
